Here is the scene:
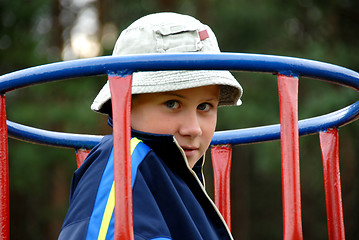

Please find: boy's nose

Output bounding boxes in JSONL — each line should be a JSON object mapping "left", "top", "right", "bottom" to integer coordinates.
{"left": 178, "top": 113, "right": 202, "bottom": 137}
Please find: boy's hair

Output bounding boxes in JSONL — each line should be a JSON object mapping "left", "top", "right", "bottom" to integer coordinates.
{"left": 91, "top": 12, "right": 243, "bottom": 115}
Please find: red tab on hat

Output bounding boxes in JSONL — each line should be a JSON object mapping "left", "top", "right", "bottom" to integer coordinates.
{"left": 199, "top": 30, "right": 209, "bottom": 41}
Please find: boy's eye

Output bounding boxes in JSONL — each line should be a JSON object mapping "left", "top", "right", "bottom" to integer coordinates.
{"left": 197, "top": 103, "right": 212, "bottom": 112}
{"left": 165, "top": 100, "right": 180, "bottom": 109}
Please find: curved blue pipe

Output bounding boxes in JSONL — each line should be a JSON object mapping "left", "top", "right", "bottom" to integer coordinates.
{"left": 0, "top": 53, "right": 358, "bottom": 93}
{"left": 2, "top": 53, "right": 359, "bottom": 148}
{"left": 7, "top": 120, "right": 103, "bottom": 149}
{"left": 7, "top": 101, "right": 359, "bottom": 148}
{"left": 212, "top": 101, "right": 359, "bottom": 145}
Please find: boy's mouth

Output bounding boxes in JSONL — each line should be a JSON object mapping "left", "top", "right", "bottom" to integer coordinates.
{"left": 181, "top": 145, "right": 198, "bottom": 151}
{"left": 181, "top": 146, "right": 199, "bottom": 156}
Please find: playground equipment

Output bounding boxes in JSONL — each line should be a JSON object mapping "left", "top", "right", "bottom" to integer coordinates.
{"left": 1, "top": 53, "right": 359, "bottom": 239}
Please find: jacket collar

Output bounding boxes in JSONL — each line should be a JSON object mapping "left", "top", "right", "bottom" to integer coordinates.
{"left": 108, "top": 116, "right": 204, "bottom": 183}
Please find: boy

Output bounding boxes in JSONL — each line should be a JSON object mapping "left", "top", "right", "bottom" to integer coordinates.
{"left": 59, "top": 12, "right": 243, "bottom": 240}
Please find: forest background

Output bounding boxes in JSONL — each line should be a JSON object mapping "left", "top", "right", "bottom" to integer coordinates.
{"left": 1, "top": 0, "right": 358, "bottom": 239}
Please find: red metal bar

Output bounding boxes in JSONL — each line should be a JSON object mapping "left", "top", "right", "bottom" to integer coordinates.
{"left": 75, "top": 149, "right": 91, "bottom": 168}
{"left": 108, "top": 74, "right": 134, "bottom": 240}
{"left": 0, "top": 95, "right": 9, "bottom": 240}
{"left": 319, "top": 128, "right": 345, "bottom": 240}
{"left": 277, "top": 74, "right": 303, "bottom": 240}
{"left": 211, "top": 144, "right": 232, "bottom": 230}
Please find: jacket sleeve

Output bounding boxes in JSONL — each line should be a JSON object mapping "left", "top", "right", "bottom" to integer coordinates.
{"left": 58, "top": 135, "right": 113, "bottom": 240}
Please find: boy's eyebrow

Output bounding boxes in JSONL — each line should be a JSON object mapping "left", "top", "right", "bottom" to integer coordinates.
{"left": 161, "top": 92, "right": 185, "bottom": 99}
{"left": 161, "top": 92, "right": 219, "bottom": 102}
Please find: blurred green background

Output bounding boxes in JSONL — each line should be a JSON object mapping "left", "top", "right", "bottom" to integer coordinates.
{"left": 1, "top": 0, "right": 358, "bottom": 239}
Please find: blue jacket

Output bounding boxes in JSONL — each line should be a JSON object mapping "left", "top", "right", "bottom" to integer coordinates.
{"left": 59, "top": 129, "right": 233, "bottom": 240}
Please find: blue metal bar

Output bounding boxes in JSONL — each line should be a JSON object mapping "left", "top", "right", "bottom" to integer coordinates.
{"left": 7, "top": 101, "right": 359, "bottom": 148}
{"left": 7, "top": 120, "right": 103, "bottom": 149}
{"left": 0, "top": 53, "right": 358, "bottom": 93}
{"left": 2, "top": 53, "right": 359, "bottom": 148}
{"left": 212, "top": 101, "right": 359, "bottom": 145}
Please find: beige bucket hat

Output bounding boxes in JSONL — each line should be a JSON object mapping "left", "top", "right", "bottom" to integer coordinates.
{"left": 91, "top": 12, "right": 243, "bottom": 114}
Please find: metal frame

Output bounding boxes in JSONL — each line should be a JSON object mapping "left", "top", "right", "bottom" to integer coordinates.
{"left": 1, "top": 53, "right": 359, "bottom": 240}
{"left": 3, "top": 53, "right": 359, "bottom": 148}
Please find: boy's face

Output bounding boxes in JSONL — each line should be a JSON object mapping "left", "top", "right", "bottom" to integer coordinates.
{"left": 131, "top": 85, "right": 220, "bottom": 168}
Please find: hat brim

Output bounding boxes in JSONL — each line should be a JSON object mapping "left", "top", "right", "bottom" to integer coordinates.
{"left": 91, "top": 70, "right": 242, "bottom": 114}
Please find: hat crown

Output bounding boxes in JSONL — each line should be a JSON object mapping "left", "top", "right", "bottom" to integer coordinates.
{"left": 112, "top": 13, "right": 220, "bottom": 55}
{"left": 91, "top": 13, "right": 243, "bottom": 114}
